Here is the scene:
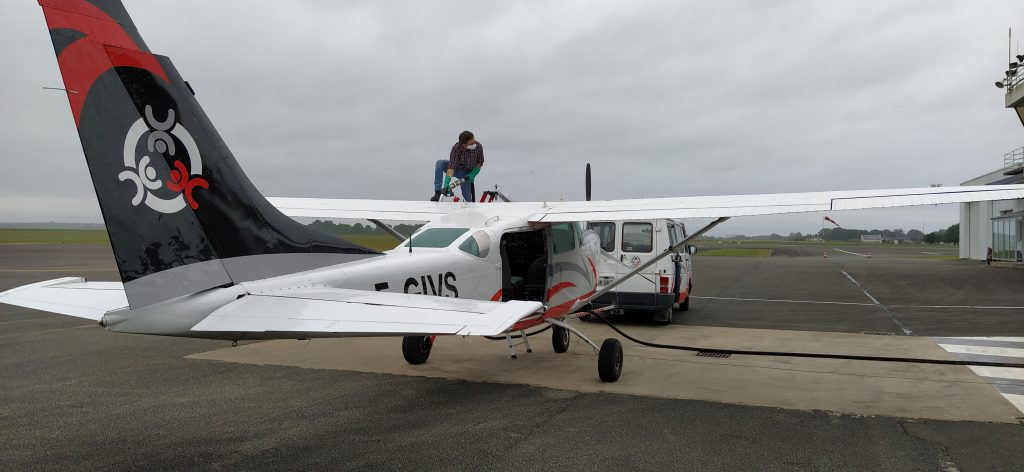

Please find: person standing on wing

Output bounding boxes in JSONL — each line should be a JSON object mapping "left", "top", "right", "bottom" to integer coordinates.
{"left": 432, "top": 130, "right": 483, "bottom": 202}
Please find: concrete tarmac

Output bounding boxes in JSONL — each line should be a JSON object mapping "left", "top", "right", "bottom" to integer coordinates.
{"left": 3, "top": 244, "right": 1024, "bottom": 471}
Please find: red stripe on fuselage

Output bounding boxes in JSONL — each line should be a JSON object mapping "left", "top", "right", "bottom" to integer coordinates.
{"left": 490, "top": 289, "right": 502, "bottom": 301}
{"left": 41, "top": 2, "right": 169, "bottom": 126}
{"left": 546, "top": 282, "right": 576, "bottom": 301}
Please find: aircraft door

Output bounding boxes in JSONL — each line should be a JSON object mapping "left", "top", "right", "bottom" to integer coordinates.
{"left": 547, "top": 223, "right": 587, "bottom": 308}
{"left": 587, "top": 221, "right": 619, "bottom": 290}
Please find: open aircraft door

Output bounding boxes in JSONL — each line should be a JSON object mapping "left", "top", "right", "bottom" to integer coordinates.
{"left": 546, "top": 223, "right": 590, "bottom": 309}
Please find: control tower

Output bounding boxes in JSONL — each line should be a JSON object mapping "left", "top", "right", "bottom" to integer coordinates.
{"left": 996, "top": 50, "right": 1024, "bottom": 128}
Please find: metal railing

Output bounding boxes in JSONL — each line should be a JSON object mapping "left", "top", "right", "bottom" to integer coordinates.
{"left": 1004, "top": 146, "right": 1024, "bottom": 170}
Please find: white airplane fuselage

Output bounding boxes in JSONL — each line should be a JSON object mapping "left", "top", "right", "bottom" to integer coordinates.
{"left": 102, "top": 209, "right": 599, "bottom": 340}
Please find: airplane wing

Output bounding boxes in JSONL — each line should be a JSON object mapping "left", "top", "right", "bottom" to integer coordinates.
{"left": 0, "top": 277, "right": 128, "bottom": 321}
{"left": 528, "top": 185, "right": 1024, "bottom": 222}
{"left": 267, "top": 197, "right": 463, "bottom": 222}
{"left": 191, "top": 286, "right": 543, "bottom": 337}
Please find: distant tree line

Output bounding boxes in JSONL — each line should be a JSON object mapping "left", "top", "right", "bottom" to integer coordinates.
{"left": 703, "top": 224, "right": 960, "bottom": 244}
{"left": 307, "top": 220, "right": 423, "bottom": 238}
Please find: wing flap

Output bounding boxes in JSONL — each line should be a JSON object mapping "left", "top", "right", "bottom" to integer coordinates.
{"left": 0, "top": 277, "right": 128, "bottom": 321}
{"left": 191, "top": 287, "right": 543, "bottom": 337}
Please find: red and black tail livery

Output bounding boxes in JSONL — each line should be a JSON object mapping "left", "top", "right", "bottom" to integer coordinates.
{"left": 40, "top": 0, "right": 379, "bottom": 307}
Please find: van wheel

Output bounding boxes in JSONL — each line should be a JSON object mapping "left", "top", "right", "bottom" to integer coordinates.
{"left": 653, "top": 305, "right": 673, "bottom": 325}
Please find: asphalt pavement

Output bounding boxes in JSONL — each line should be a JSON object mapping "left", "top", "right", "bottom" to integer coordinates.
{"left": 2, "top": 244, "right": 1023, "bottom": 471}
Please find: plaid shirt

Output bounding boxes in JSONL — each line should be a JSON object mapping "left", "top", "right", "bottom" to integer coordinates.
{"left": 449, "top": 142, "right": 484, "bottom": 172}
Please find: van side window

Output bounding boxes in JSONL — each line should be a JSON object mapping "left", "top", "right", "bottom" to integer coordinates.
{"left": 551, "top": 223, "right": 576, "bottom": 255}
{"left": 622, "top": 222, "right": 653, "bottom": 253}
{"left": 587, "top": 222, "right": 616, "bottom": 252}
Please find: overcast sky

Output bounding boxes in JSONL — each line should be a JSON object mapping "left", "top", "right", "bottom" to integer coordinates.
{"left": 1, "top": 0, "right": 1022, "bottom": 236}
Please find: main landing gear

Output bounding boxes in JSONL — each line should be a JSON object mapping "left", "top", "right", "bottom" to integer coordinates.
{"left": 400, "top": 321, "right": 624, "bottom": 383}
{"left": 402, "top": 335, "right": 433, "bottom": 364}
{"left": 545, "top": 318, "right": 623, "bottom": 382}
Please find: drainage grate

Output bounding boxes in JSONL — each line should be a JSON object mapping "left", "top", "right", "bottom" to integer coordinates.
{"left": 861, "top": 331, "right": 894, "bottom": 336}
{"left": 696, "top": 351, "right": 732, "bottom": 358}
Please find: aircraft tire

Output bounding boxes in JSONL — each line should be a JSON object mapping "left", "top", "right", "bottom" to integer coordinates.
{"left": 598, "top": 338, "right": 623, "bottom": 382}
{"left": 552, "top": 325, "right": 570, "bottom": 353}
{"left": 402, "top": 335, "right": 433, "bottom": 364}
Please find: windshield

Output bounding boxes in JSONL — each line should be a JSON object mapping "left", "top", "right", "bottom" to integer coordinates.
{"left": 407, "top": 228, "right": 469, "bottom": 248}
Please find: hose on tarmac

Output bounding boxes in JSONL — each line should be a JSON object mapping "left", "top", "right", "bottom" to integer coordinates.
{"left": 589, "top": 311, "right": 1024, "bottom": 369}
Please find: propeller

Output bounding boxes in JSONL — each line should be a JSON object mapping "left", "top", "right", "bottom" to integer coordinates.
{"left": 585, "top": 163, "right": 592, "bottom": 201}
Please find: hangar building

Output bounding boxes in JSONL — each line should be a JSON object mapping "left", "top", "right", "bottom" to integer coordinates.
{"left": 959, "top": 60, "right": 1024, "bottom": 261}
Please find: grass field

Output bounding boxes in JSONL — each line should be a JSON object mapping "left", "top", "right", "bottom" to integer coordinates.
{"left": 343, "top": 234, "right": 402, "bottom": 251}
{"left": 0, "top": 229, "right": 110, "bottom": 245}
{"left": 0, "top": 228, "right": 404, "bottom": 250}
{"left": 697, "top": 239, "right": 954, "bottom": 248}
{"left": 696, "top": 248, "right": 771, "bottom": 257}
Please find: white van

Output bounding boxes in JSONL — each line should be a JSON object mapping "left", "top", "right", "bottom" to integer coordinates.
{"left": 586, "top": 219, "right": 694, "bottom": 324}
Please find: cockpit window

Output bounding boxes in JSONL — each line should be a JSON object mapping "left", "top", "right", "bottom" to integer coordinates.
{"left": 458, "top": 230, "right": 491, "bottom": 258}
{"left": 406, "top": 228, "right": 469, "bottom": 248}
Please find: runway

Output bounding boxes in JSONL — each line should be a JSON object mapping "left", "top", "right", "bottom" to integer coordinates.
{"left": 3, "top": 244, "right": 1024, "bottom": 471}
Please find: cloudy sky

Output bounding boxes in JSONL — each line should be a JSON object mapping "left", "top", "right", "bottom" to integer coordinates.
{"left": 1, "top": 0, "right": 1022, "bottom": 236}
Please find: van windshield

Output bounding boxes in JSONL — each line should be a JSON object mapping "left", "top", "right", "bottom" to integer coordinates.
{"left": 588, "top": 222, "right": 616, "bottom": 252}
{"left": 407, "top": 228, "right": 469, "bottom": 248}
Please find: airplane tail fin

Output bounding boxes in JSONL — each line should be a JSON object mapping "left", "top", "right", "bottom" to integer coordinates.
{"left": 39, "top": 0, "right": 379, "bottom": 308}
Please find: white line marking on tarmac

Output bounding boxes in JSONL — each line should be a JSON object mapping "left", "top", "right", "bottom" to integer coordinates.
{"left": 692, "top": 296, "right": 1024, "bottom": 310}
{"left": 938, "top": 344, "right": 1024, "bottom": 358}
{"left": 1000, "top": 393, "right": 1024, "bottom": 414}
{"left": 968, "top": 366, "right": 1024, "bottom": 380}
{"left": 840, "top": 270, "right": 912, "bottom": 334}
{"left": 889, "top": 305, "right": 1024, "bottom": 309}
{"left": 921, "top": 251, "right": 943, "bottom": 256}
{"left": 834, "top": 248, "right": 869, "bottom": 257}
{"left": 948, "top": 337, "right": 1024, "bottom": 342}
{"left": 690, "top": 296, "right": 876, "bottom": 307}
{"left": 841, "top": 270, "right": 880, "bottom": 305}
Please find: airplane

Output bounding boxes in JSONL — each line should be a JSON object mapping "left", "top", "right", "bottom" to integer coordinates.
{"left": 4, "top": 0, "right": 1024, "bottom": 383}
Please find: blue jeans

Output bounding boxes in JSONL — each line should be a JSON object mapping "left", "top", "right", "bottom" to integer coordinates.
{"left": 434, "top": 159, "right": 474, "bottom": 201}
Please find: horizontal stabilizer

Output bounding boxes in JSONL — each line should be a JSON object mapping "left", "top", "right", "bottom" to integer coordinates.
{"left": 191, "top": 287, "right": 543, "bottom": 337}
{"left": 0, "top": 277, "right": 128, "bottom": 321}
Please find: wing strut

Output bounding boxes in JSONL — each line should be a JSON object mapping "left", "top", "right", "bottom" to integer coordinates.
{"left": 368, "top": 219, "right": 407, "bottom": 242}
{"left": 578, "top": 217, "right": 730, "bottom": 308}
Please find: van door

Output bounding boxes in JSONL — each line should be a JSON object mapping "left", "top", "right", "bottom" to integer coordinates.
{"left": 617, "top": 221, "right": 657, "bottom": 292}
{"left": 667, "top": 222, "right": 683, "bottom": 298}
